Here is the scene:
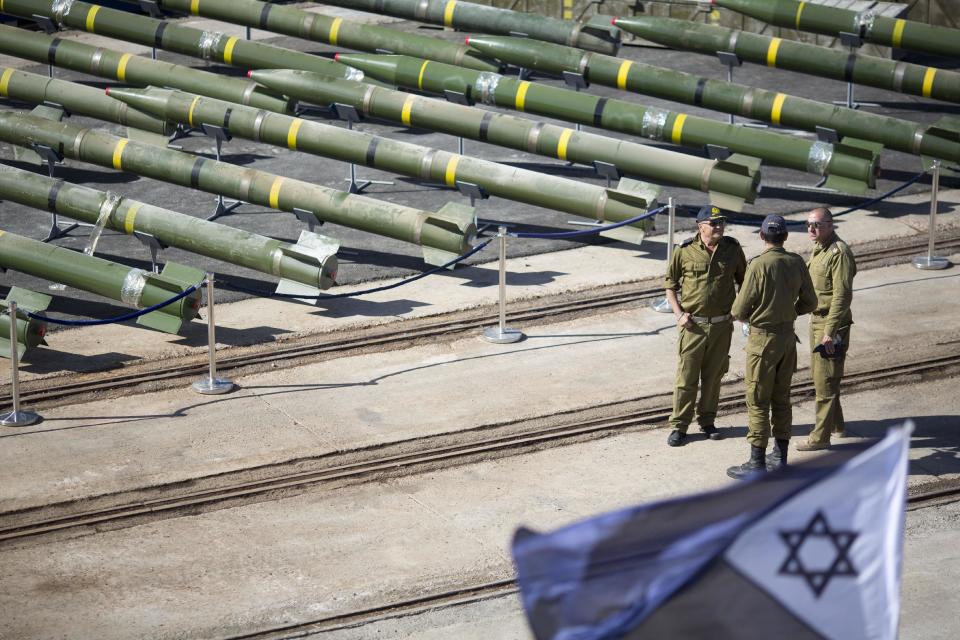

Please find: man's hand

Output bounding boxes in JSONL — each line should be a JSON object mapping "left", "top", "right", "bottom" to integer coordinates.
{"left": 677, "top": 312, "right": 693, "bottom": 329}
{"left": 821, "top": 334, "right": 835, "bottom": 355}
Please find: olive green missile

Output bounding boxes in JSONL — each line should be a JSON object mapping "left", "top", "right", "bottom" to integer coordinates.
{"left": 0, "top": 66, "right": 174, "bottom": 157}
{"left": 0, "top": 287, "right": 50, "bottom": 357}
{"left": 146, "top": 0, "right": 498, "bottom": 72}
{"left": 466, "top": 35, "right": 960, "bottom": 167}
{"left": 0, "top": 24, "right": 292, "bottom": 114}
{"left": 249, "top": 68, "right": 760, "bottom": 211}
{"left": 0, "top": 228, "right": 202, "bottom": 334}
{"left": 614, "top": 16, "right": 960, "bottom": 105}
{"left": 0, "top": 112, "right": 476, "bottom": 267}
{"left": 107, "top": 86, "right": 658, "bottom": 243}
{"left": 334, "top": 53, "right": 880, "bottom": 194}
{"left": 713, "top": 0, "right": 960, "bottom": 61}
{"left": 319, "top": 0, "right": 620, "bottom": 55}
{"left": 0, "top": 0, "right": 357, "bottom": 80}
{"left": 0, "top": 164, "right": 338, "bottom": 296}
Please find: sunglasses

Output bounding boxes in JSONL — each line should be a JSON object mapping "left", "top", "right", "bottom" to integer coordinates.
{"left": 806, "top": 222, "right": 830, "bottom": 229}
{"left": 700, "top": 219, "right": 725, "bottom": 228}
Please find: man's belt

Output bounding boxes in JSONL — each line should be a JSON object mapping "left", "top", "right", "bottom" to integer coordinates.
{"left": 750, "top": 322, "right": 795, "bottom": 335}
{"left": 691, "top": 314, "right": 731, "bottom": 324}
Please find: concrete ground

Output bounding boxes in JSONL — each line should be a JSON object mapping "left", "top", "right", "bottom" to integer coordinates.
{"left": 0, "top": 377, "right": 956, "bottom": 639}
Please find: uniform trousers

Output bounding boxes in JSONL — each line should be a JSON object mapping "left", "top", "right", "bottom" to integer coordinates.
{"left": 669, "top": 320, "right": 732, "bottom": 433}
{"left": 744, "top": 328, "right": 797, "bottom": 449}
{"left": 807, "top": 319, "right": 851, "bottom": 444}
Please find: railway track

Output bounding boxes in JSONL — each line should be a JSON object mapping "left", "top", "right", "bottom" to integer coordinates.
{"left": 2, "top": 232, "right": 958, "bottom": 412}
{"left": 2, "top": 351, "right": 958, "bottom": 546}
{"left": 227, "top": 483, "right": 960, "bottom": 639}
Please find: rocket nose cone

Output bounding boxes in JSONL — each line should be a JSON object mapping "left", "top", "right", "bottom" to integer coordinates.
{"left": 334, "top": 53, "right": 340, "bottom": 62}
{"left": 104, "top": 87, "right": 110, "bottom": 95}
{"left": 611, "top": 17, "right": 618, "bottom": 25}
{"left": 465, "top": 36, "right": 470, "bottom": 45}
{"left": 247, "top": 70, "right": 253, "bottom": 77}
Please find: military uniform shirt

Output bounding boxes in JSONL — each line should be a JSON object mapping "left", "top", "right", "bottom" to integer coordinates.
{"left": 808, "top": 235, "right": 857, "bottom": 337}
{"left": 732, "top": 247, "right": 817, "bottom": 329}
{"left": 664, "top": 235, "right": 746, "bottom": 317}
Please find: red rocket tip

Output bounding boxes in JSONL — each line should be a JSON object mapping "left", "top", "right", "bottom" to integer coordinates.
{"left": 611, "top": 17, "right": 618, "bottom": 25}
{"left": 104, "top": 87, "right": 110, "bottom": 96}
{"left": 246, "top": 70, "right": 253, "bottom": 77}
{"left": 334, "top": 53, "right": 340, "bottom": 62}
{"left": 464, "top": 36, "right": 470, "bottom": 45}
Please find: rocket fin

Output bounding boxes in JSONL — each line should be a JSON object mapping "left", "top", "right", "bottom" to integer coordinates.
{"left": 422, "top": 201, "right": 478, "bottom": 269}
{"left": 5, "top": 286, "right": 52, "bottom": 312}
{"left": 136, "top": 311, "right": 184, "bottom": 335}
{"left": 28, "top": 104, "right": 65, "bottom": 122}
{"left": 134, "top": 263, "right": 203, "bottom": 334}
{"left": 276, "top": 230, "right": 340, "bottom": 302}
{"left": 708, "top": 190, "right": 746, "bottom": 213}
{"left": 823, "top": 174, "right": 871, "bottom": 195}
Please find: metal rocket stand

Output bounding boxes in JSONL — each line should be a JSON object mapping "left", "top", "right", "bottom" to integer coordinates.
{"left": 716, "top": 52, "right": 741, "bottom": 125}
{"left": 332, "top": 103, "right": 394, "bottom": 194}
{"left": 138, "top": 0, "right": 163, "bottom": 59}
{"left": 912, "top": 160, "right": 951, "bottom": 270}
{"left": 0, "top": 302, "right": 41, "bottom": 427}
{"left": 562, "top": 71, "right": 588, "bottom": 134}
{"left": 33, "top": 143, "right": 87, "bottom": 243}
{"left": 200, "top": 124, "right": 247, "bottom": 221}
{"left": 482, "top": 226, "right": 524, "bottom": 344}
{"left": 651, "top": 197, "right": 676, "bottom": 313}
{"left": 833, "top": 32, "right": 880, "bottom": 110}
{"left": 31, "top": 15, "right": 57, "bottom": 77}
{"left": 193, "top": 275, "right": 234, "bottom": 395}
{"left": 441, "top": 89, "right": 472, "bottom": 156}
{"left": 132, "top": 232, "right": 168, "bottom": 273}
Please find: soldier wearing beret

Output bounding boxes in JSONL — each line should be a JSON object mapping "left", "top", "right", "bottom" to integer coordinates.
{"left": 797, "top": 207, "right": 857, "bottom": 451}
{"left": 728, "top": 215, "right": 817, "bottom": 479}
{"left": 664, "top": 205, "right": 747, "bottom": 447}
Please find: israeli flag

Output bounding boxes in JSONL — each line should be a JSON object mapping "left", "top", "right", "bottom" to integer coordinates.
{"left": 512, "top": 425, "right": 911, "bottom": 639}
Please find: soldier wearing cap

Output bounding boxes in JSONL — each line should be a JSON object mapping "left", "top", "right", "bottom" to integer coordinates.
{"left": 797, "top": 207, "right": 857, "bottom": 451}
{"left": 727, "top": 215, "right": 817, "bottom": 479}
{"left": 663, "top": 205, "right": 747, "bottom": 447}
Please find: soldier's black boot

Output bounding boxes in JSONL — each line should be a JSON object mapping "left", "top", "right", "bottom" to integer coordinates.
{"left": 765, "top": 439, "right": 789, "bottom": 471}
{"left": 726, "top": 445, "right": 767, "bottom": 480}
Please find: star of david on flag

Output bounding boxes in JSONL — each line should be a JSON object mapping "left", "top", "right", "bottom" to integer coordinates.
{"left": 512, "top": 424, "right": 911, "bottom": 639}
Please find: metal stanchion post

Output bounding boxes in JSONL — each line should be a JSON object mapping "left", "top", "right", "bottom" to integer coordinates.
{"left": 193, "top": 275, "right": 235, "bottom": 394}
{"left": 1, "top": 302, "right": 40, "bottom": 427}
{"left": 912, "top": 160, "right": 951, "bottom": 270}
{"left": 651, "top": 198, "right": 676, "bottom": 313}
{"left": 482, "top": 227, "right": 524, "bottom": 344}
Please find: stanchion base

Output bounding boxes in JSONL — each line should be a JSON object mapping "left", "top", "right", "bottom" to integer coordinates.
{"left": 912, "top": 255, "right": 951, "bottom": 270}
{"left": 192, "top": 377, "right": 235, "bottom": 395}
{"left": 482, "top": 327, "right": 524, "bottom": 344}
{"left": 0, "top": 410, "right": 40, "bottom": 427}
{"left": 650, "top": 297, "right": 673, "bottom": 314}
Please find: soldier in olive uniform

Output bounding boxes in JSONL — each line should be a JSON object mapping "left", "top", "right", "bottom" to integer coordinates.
{"left": 664, "top": 205, "right": 747, "bottom": 447}
{"left": 797, "top": 207, "right": 857, "bottom": 451}
{"left": 727, "top": 215, "right": 817, "bottom": 479}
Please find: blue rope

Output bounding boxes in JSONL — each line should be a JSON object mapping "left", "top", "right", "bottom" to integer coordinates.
{"left": 219, "top": 239, "right": 493, "bottom": 300}
{"left": 26, "top": 282, "right": 202, "bottom": 326}
{"left": 725, "top": 172, "right": 926, "bottom": 227}
{"left": 508, "top": 206, "right": 666, "bottom": 240}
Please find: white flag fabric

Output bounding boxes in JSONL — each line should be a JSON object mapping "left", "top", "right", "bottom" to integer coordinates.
{"left": 725, "top": 424, "right": 909, "bottom": 639}
{"left": 512, "top": 424, "right": 911, "bottom": 640}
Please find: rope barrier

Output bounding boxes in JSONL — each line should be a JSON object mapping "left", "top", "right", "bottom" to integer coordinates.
{"left": 722, "top": 172, "right": 926, "bottom": 228}
{"left": 219, "top": 239, "right": 493, "bottom": 300}
{"left": 508, "top": 206, "right": 666, "bottom": 239}
{"left": 26, "top": 282, "right": 203, "bottom": 326}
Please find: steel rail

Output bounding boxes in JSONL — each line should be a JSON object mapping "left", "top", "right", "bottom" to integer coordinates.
{"left": 2, "top": 351, "right": 958, "bottom": 545}
{"left": 225, "top": 483, "right": 960, "bottom": 639}
{"left": 1, "top": 233, "right": 957, "bottom": 412}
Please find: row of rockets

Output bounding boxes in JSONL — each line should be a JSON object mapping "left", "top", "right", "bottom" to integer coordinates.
{"left": 0, "top": 0, "right": 958, "bottom": 355}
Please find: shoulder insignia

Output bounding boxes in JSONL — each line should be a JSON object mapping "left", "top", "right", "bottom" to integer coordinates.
{"left": 680, "top": 236, "right": 696, "bottom": 247}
